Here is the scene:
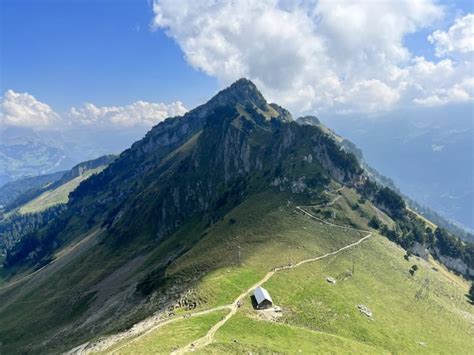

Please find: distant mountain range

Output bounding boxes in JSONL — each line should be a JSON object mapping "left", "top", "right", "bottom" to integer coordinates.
{"left": 0, "top": 126, "right": 147, "bottom": 187}
{"left": 0, "top": 128, "right": 76, "bottom": 186}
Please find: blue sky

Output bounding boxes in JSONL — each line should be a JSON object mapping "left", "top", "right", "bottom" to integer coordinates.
{"left": 1, "top": 0, "right": 473, "bottom": 129}
{"left": 1, "top": 0, "right": 217, "bottom": 111}
{"left": 404, "top": 0, "right": 473, "bottom": 59}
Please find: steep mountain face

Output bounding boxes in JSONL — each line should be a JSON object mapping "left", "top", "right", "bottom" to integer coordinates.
{"left": 65, "top": 79, "right": 360, "bottom": 247}
{"left": 0, "top": 80, "right": 471, "bottom": 354}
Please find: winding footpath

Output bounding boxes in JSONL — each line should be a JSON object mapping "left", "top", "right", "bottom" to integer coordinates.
{"left": 89, "top": 187, "right": 371, "bottom": 354}
{"left": 172, "top": 187, "right": 373, "bottom": 354}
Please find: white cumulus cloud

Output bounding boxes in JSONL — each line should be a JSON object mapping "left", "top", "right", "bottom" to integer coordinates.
{"left": 69, "top": 100, "right": 188, "bottom": 128}
{"left": 0, "top": 90, "right": 60, "bottom": 129}
{"left": 1, "top": 89, "right": 188, "bottom": 131}
{"left": 413, "top": 77, "right": 474, "bottom": 106}
{"left": 428, "top": 13, "right": 474, "bottom": 57}
{"left": 152, "top": 0, "right": 473, "bottom": 114}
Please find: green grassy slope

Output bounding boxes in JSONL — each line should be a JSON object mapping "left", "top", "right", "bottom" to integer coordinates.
{"left": 161, "top": 189, "right": 364, "bottom": 311}
{"left": 2, "top": 175, "right": 471, "bottom": 354}
{"left": 110, "top": 189, "right": 473, "bottom": 354}
{"left": 2, "top": 186, "right": 472, "bottom": 354}
{"left": 107, "top": 310, "right": 229, "bottom": 354}
{"left": 204, "top": 313, "right": 388, "bottom": 354}
{"left": 0, "top": 186, "right": 366, "bottom": 353}
{"left": 259, "top": 236, "right": 473, "bottom": 354}
{"left": 18, "top": 166, "right": 105, "bottom": 214}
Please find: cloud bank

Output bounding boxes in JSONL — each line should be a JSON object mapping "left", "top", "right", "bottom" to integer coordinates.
{"left": 153, "top": 0, "right": 474, "bottom": 114}
{"left": 0, "top": 90, "right": 188, "bottom": 130}
{"left": 429, "top": 13, "right": 474, "bottom": 57}
{"left": 69, "top": 101, "right": 187, "bottom": 128}
{"left": 0, "top": 90, "right": 60, "bottom": 128}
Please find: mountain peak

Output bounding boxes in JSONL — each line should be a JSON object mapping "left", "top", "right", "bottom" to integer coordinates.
{"left": 229, "top": 77, "right": 259, "bottom": 91}
{"left": 208, "top": 78, "right": 268, "bottom": 110}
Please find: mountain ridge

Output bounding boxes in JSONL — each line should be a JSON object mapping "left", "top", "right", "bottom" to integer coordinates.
{"left": 295, "top": 114, "right": 474, "bottom": 242}
{"left": 0, "top": 79, "right": 472, "bottom": 354}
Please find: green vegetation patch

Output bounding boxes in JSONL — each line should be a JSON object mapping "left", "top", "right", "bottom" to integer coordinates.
{"left": 167, "top": 191, "right": 363, "bottom": 310}
{"left": 264, "top": 236, "right": 473, "bottom": 354}
{"left": 108, "top": 310, "right": 228, "bottom": 354}
{"left": 201, "top": 313, "right": 386, "bottom": 354}
{"left": 19, "top": 166, "right": 105, "bottom": 214}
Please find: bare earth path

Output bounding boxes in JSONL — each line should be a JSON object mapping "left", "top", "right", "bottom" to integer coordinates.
{"left": 172, "top": 188, "right": 372, "bottom": 354}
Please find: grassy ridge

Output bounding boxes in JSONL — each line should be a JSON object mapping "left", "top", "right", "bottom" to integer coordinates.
{"left": 18, "top": 166, "right": 106, "bottom": 214}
